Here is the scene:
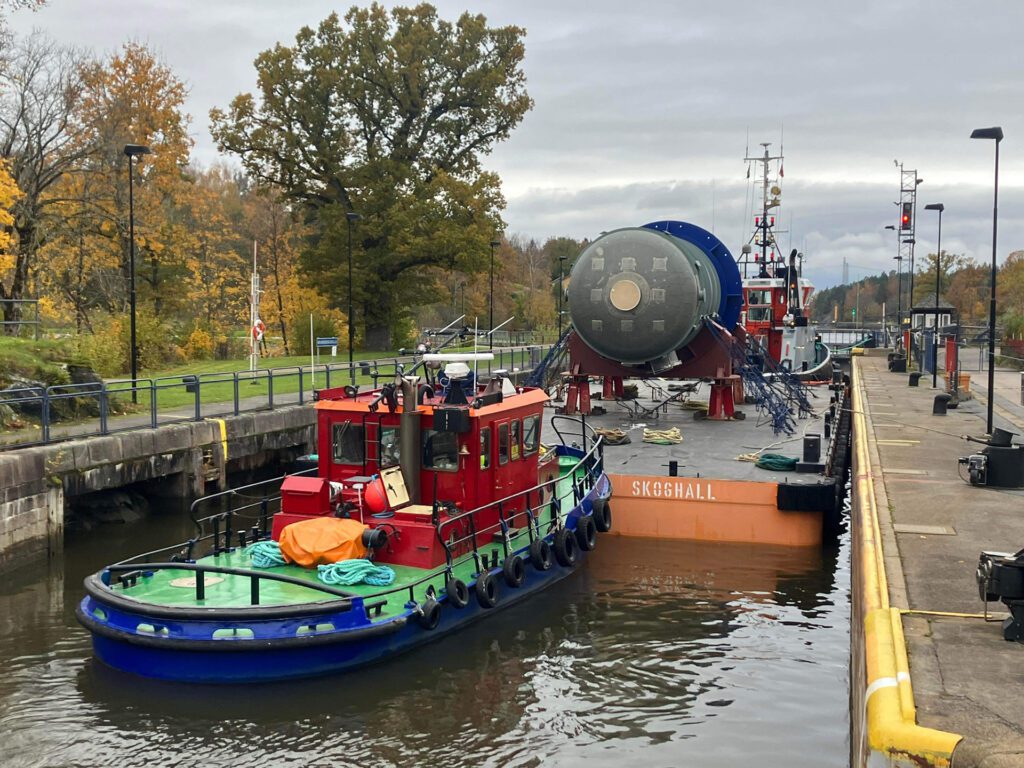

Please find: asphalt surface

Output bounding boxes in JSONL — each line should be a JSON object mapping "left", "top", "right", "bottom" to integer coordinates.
{"left": 858, "top": 354, "right": 1024, "bottom": 767}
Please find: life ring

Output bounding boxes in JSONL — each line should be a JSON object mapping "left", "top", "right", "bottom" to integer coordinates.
{"left": 553, "top": 528, "right": 577, "bottom": 567}
{"left": 529, "top": 538, "right": 553, "bottom": 571}
{"left": 575, "top": 515, "right": 597, "bottom": 551}
{"left": 446, "top": 578, "right": 469, "bottom": 609}
{"left": 252, "top": 320, "right": 266, "bottom": 341}
{"left": 592, "top": 500, "right": 613, "bottom": 533}
{"left": 416, "top": 597, "right": 441, "bottom": 630}
{"left": 475, "top": 571, "right": 499, "bottom": 608}
{"left": 502, "top": 554, "right": 525, "bottom": 587}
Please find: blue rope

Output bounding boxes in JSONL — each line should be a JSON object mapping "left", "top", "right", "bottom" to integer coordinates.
{"left": 247, "top": 541, "right": 287, "bottom": 568}
{"left": 317, "top": 559, "right": 396, "bottom": 587}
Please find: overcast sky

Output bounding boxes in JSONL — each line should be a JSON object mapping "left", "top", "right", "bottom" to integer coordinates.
{"left": 10, "top": 0, "right": 1024, "bottom": 289}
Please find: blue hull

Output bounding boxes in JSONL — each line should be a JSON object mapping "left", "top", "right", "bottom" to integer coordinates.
{"left": 79, "top": 472, "right": 612, "bottom": 684}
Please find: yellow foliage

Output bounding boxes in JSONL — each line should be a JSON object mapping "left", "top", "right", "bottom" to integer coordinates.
{"left": 0, "top": 159, "right": 23, "bottom": 260}
{"left": 182, "top": 327, "right": 215, "bottom": 360}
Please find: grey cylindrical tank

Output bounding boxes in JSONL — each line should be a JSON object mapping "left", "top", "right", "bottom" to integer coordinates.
{"left": 567, "top": 227, "right": 721, "bottom": 366}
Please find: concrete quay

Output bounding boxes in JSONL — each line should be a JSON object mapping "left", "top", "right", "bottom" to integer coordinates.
{"left": 851, "top": 351, "right": 1024, "bottom": 767}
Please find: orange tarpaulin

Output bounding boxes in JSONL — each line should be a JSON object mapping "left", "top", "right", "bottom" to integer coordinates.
{"left": 278, "top": 517, "right": 368, "bottom": 568}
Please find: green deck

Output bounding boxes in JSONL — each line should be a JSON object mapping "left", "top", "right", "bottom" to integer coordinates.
{"left": 111, "top": 456, "right": 588, "bottom": 620}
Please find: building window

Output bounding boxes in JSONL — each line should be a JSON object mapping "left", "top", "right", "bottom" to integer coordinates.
{"left": 423, "top": 429, "right": 459, "bottom": 472}
{"left": 380, "top": 425, "right": 401, "bottom": 468}
{"left": 480, "top": 427, "right": 491, "bottom": 469}
{"left": 510, "top": 420, "right": 521, "bottom": 461}
{"left": 498, "top": 423, "right": 509, "bottom": 465}
{"left": 332, "top": 421, "right": 364, "bottom": 465}
{"left": 523, "top": 415, "right": 540, "bottom": 455}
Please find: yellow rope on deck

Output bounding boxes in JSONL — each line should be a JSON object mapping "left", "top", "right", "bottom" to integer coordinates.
{"left": 642, "top": 427, "right": 682, "bottom": 445}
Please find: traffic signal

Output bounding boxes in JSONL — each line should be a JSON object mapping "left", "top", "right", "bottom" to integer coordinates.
{"left": 901, "top": 202, "right": 913, "bottom": 230}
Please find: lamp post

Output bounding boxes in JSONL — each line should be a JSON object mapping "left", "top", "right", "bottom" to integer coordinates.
{"left": 488, "top": 238, "right": 500, "bottom": 349}
{"left": 123, "top": 143, "right": 151, "bottom": 403}
{"left": 971, "top": 126, "right": 1003, "bottom": 436}
{"left": 924, "top": 203, "right": 944, "bottom": 388}
{"left": 459, "top": 282, "right": 466, "bottom": 318}
{"left": 346, "top": 211, "right": 361, "bottom": 384}
{"left": 557, "top": 255, "right": 567, "bottom": 339}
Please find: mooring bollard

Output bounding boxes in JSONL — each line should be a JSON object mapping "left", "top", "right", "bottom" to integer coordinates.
{"left": 909, "top": 371, "right": 923, "bottom": 387}
{"left": 933, "top": 393, "right": 952, "bottom": 415}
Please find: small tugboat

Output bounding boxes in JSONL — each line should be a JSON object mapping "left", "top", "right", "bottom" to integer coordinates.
{"left": 77, "top": 356, "right": 611, "bottom": 683}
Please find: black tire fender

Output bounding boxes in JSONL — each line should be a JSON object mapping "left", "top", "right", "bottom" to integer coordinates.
{"left": 502, "top": 554, "right": 526, "bottom": 587}
{"left": 475, "top": 570, "right": 499, "bottom": 609}
{"left": 416, "top": 597, "right": 441, "bottom": 630}
{"left": 576, "top": 515, "right": 597, "bottom": 552}
{"left": 529, "top": 538, "right": 553, "bottom": 571}
{"left": 553, "top": 528, "right": 578, "bottom": 567}
{"left": 446, "top": 578, "right": 469, "bottom": 609}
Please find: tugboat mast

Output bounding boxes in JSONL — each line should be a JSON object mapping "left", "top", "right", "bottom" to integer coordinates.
{"left": 744, "top": 142, "right": 784, "bottom": 277}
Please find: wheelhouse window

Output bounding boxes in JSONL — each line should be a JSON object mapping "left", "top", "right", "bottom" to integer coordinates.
{"left": 423, "top": 429, "right": 459, "bottom": 472}
{"left": 379, "top": 425, "right": 401, "bottom": 468}
{"left": 510, "top": 420, "right": 521, "bottom": 461}
{"left": 498, "top": 423, "right": 509, "bottom": 465}
{"left": 480, "top": 427, "right": 491, "bottom": 469}
{"left": 332, "top": 421, "right": 365, "bottom": 465}
{"left": 523, "top": 415, "right": 540, "bottom": 455}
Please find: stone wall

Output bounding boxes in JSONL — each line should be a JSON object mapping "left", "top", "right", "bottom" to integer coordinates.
{"left": 0, "top": 405, "right": 315, "bottom": 576}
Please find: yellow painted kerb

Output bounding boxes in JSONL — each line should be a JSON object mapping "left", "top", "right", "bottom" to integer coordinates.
{"left": 853, "top": 359, "right": 961, "bottom": 765}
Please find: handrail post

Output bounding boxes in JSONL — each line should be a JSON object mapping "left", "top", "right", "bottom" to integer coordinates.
{"left": 233, "top": 371, "right": 240, "bottom": 416}
{"left": 299, "top": 367, "right": 304, "bottom": 405}
{"left": 41, "top": 388, "right": 50, "bottom": 443}
{"left": 149, "top": 380, "right": 157, "bottom": 428}
{"left": 268, "top": 369, "right": 274, "bottom": 409}
{"left": 195, "top": 568, "right": 206, "bottom": 601}
{"left": 99, "top": 384, "right": 109, "bottom": 435}
{"left": 194, "top": 375, "right": 201, "bottom": 421}
{"left": 251, "top": 575, "right": 260, "bottom": 605}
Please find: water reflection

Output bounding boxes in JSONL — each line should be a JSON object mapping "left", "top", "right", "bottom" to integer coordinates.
{"left": 0, "top": 508, "right": 848, "bottom": 768}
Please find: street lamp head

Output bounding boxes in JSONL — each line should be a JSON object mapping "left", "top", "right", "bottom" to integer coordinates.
{"left": 924, "top": 203, "right": 944, "bottom": 212}
{"left": 884, "top": 225, "right": 896, "bottom": 231}
{"left": 916, "top": 178, "right": 924, "bottom": 186}
{"left": 971, "top": 126, "right": 1004, "bottom": 142}
{"left": 123, "top": 144, "right": 151, "bottom": 157}
{"left": 490, "top": 239, "right": 501, "bottom": 248}
{"left": 901, "top": 238, "right": 916, "bottom": 245}
{"left": 345, "top": 211, "right": 361, "bottom": 223}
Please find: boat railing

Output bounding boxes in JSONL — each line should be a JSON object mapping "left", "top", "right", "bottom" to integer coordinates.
{"left": 435, "top": 436, "right": 605, "bottom": 573}
{"left": 102, "top": 561, "right": 357, "bottom": 606}
{"left": 549, "top": 413, "right": 600, "bottom": 452}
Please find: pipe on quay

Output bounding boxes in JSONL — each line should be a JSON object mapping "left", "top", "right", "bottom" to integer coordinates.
{"left": 851, "top": 359, "right": 962, "bottom": 767}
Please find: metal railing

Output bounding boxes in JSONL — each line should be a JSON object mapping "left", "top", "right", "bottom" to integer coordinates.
{"left": 0, "top": 345, "right": 551, "bottom": 451}
{"left": 100, "top": 430, "right": 606, "bottom": 616}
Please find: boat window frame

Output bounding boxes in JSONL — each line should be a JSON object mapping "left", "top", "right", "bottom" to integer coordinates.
{"left": 379, "top": 424, "right": 401, "bottom": 468}
{"left": 497, "top": 422, "right": 510, "bottom": 466}
{"left": 422, "top": 429, "right": 459, "bottom": 473}
{"left": 479, "top": 426, "right": 491, "bottom": 470}
{"left": 523, "top": 414, "right": 540, "bottom": 455}
{"left": 331, "top": 420, "right": 365, "bottom": 465}
{"left": 510, "top": 419, "right": 521, "bottom": 461}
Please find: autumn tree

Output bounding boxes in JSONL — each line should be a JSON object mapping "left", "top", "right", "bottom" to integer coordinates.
{"left": 211, "top": 4, "right": 532, "bottom": 349}
{"left": 0, "top": 32, "right": 86, "bottom": 333}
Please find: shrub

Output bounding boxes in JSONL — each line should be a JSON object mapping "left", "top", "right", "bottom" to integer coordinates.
{"left": 182, "top": 327, "right": 215, "bottom": 360}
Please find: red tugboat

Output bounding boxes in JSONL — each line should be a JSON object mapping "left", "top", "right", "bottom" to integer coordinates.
{"left": 77, "top": 356, "right": 611, "bottom": 683}
{"left": 739, "top": 143, "right": 830, "bottom": 378}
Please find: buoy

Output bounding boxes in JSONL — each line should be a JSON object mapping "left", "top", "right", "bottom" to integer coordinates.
{"left": 576, "top": 515, "right": 597, "bottom": 551}
{"left": 529, "top": 538, "right": 553, "bottom": 570}
{"left": 502, "top": 554, "right": 525, "bottom": 587}
{"left": 416, "top": 597, "right": 441, "bottom": 630}
{"left": 593, "top": 499, "right": 613, "bottom": 533}
{"left": 446, "top": 577, "right": 469, "bottom": 609}
{"left": 475, "top": 571, "right": 499, "bottom": 608}
{"left": 363, "top": 477, "right": 388, "bottom": 514}
{"left": 554, "top": 528, "right": 577, "bottom": 567}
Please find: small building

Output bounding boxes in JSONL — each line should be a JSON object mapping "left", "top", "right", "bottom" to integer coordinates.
{"left": 910, "top": 293, "right": 956, "bottom": 330}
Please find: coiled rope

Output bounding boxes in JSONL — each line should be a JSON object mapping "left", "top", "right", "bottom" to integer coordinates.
{"left": 595, "top": 427, "right": 631, "bottom": 445}
{"left": 247, "top": 541, "right": 287, "bottom": 568}
{"left": 317, "top": 560, "right": 396, "bottom": 587}
{"left": 643, "top": 427, "right": 682, "bottom": 445}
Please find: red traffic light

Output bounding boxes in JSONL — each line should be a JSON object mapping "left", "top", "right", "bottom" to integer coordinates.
{"left": 901, "top": 202, "right": 913, "bottom": 230}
